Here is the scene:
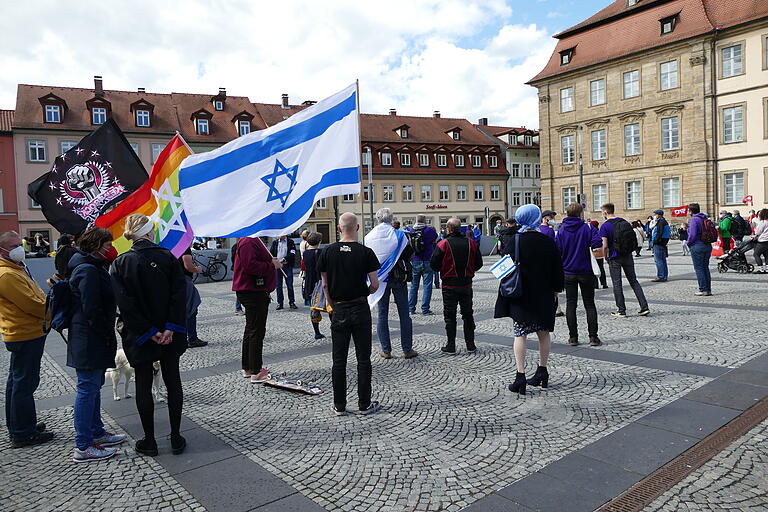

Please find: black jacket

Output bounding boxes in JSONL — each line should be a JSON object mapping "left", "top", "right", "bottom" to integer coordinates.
{"left": 66, "top": 250, "right": 118, "bottom": 370}
{"left": 55, "top": 245, "right": 77, "bottom": 278}
{"left": 494, "top": 231, "right": 565, "bottom": 331}
{"left": 110, "top": 239, "right": 188, "bottom": 366}
{"left": 498, "top": 225, "right": 519, "bottom": 255}
{"left": 270, "top": 238, "right": 297, "bottom": 268}
{"left": 302, "top": 248, "right": 321, "bottom": 301}
{"left": 430, "top": 232, "right": 483, "bottom": 287}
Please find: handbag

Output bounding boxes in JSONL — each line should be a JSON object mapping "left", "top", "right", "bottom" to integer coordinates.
{"left": 499, "top": 234, "right": 523, "bottom": 298}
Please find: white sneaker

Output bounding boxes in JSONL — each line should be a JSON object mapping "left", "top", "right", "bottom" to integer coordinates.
{"left": 92, "top": 432, "right": 126, "bottom": 447}
{"left": 73, "top": 444, "right": 117, "bottom": 463}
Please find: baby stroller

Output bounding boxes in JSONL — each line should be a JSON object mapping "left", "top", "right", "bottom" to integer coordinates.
{"left": 717, "top": 237, "right": 756, "bottom": 274}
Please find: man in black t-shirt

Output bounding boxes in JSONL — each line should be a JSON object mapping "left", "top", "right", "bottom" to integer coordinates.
{"left": 317, "top": 212, "right": 381, "bottom": 416}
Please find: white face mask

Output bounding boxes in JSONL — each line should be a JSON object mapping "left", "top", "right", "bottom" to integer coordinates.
{"left": 548, "top": 219, "right": 556, "bottom": 226}
{"left": 1, "top": 246, "right": 26, "bottom": 263}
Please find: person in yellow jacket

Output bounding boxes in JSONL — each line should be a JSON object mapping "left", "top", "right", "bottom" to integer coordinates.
{"left": 0, "top": 230, "right": 54, "bottom": 448}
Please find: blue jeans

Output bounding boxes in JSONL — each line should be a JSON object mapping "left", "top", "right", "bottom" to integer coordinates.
{"left": 653, "top": 245, "right": 668, "bottom": 280}
{"left": 276, "top": 268, "right": 295, "bottom": 306}
{"left": 689, "top": 243, "right": 712, "bottom": 292}
{"left": 235, "top": 298, "right": 242, "bottom": 311}
{"left": 408, "top": 261, "right": 434, "bottom": 314}
{"left": 376, "top": 281, "right": 413, "bottom": 353}
{"left": 4, "top": 336, "right": 46, "bottom": 441}
{"left": 74, "top": 369, "right": 106, "bottom": 450}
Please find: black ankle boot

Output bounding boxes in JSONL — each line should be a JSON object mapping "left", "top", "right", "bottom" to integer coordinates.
{"left": 135, "top": 437, "right": 158, "bottom": 456}
{"left": 527, "top": 366, "right": 549, "bottom": 388}
{"left": 508, "top": 372, "right": 527, "bottom": 395}
{"left": 170, "top": 434, "right": 186, "bottom": 455}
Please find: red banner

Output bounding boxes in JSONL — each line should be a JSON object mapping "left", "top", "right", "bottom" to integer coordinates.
{"left": 743, "top": 195, "right": 754, "bottom": 205}
{"left": 670, "top": 205, "right": 689, "bottom": 217}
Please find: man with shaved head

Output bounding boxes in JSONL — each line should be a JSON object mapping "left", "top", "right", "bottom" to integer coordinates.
{"left": 318, "top": 213, "right": 382, "bottom": 416}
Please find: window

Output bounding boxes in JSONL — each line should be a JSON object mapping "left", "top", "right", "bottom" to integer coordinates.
{"left": 45, "top": 105, "right": 61, "bottom": 123}
{"left": 214, "top": 100, "right": 224, "bottom": 111}
{"left": 488, "top": 155, "right": 498, "bottom": 168}
{"left": 523, "top": 163, "right": 532, "bottom": 178}
{"left": 724, "top": 172, "right": 744, "bottom": 204}
{"left": 363, "top": 184, "right": 375, "bottom": 202}
{"left": 456, "top": 185, "right": 468, "bottom": 201}
{"left": 560, "top": 87, "right": 574, "bottom": 112}
{"left": 454, "top": 154, "right": 465, "bottom": 168}
{"left": 439, "top": 185, "right": 450, "bottom": 201}
{"left": 626, "top": 181, "right": 642, "bottom": 209}
{"left": 512, "top": 192, "right": 521, "bottom": 206}
{"left": 722, "top": 44, "right": 744, "bottom": 78}
{"left": 534, "top": 164, "right": 541, "bottom": 177}
{"left": 136, "top": 110, "right": 150, "bottom": 127}
{"left": 400, "top": 128, "right": 408, "bottom": 138}
{"left": 490, "top": 184, "right": 500, "bottom": 200}
{"left": 383, "top": 184, "right": 394, "bottom": 202}
{"left": 660, "top": 60, "right": 678, "bottom": 90}
{"left": 315, "top": 198, "right": 327, "bottom": 209}
{"left": 362, "top": 151, "right": 371, "bottom": 166}
{"left": 402, "top": 184, "right": 414, "bottom": 202}
{"left": 723, "top": 106, "right": 744, "bottom": 143}
{"left": 452, "top": 131, "right": 461, "bottom": 141}
{"left": 591, "top": 129, "right": 607, "bottom": 160}
{"left": 560, "top": 48, "right": 574, "bottom": 66}
{"left": 590, "top": 79, "right": 606, "bottom": 106}
{"left": 661, "top": 117, "right": 680, "bottom": 151}
{"left": 624, "top": 123, "right": 641, "bottom": 156}
{"left": 129, "top": 142, "right": 139, "bottom": 156}
{"left": 627, "top": 0, "right": 638, "bottom": 6}
{"left": 381, "top": 152, "right": 392, "bottom": 166}
{"left": 400, "top": 153, "right": 411, "bottom": 167}
{"left": 92, "top": 107, "right": 107, "bottom": 125}
{"left": 473, "top": 185, "right": 484, "bottom": 201}
{"left": 524, "top": 191, "right": 533, "bottom": 204}
{"left": 623, "top": 70, "right": 640, "bottom": 98}
{"left": 535, "top": 192, "right": 541, "bottom": 206}
{"left": 436, "top": 154, "right": 447, "bottom": 167}
{"left": 592, "top": 184, "right": 607, "bottom": 212}
{"left": 561, "top": 135, "right": 575, "bottom": 164}
{"left": 524, "top": 135, "right": 533, "bottom": 146}
{"left": 196, "top": 118, "right": 209, "bottom": 135}
{"left": 660, "top": 15, "right": 677, "bottom": 35}
{"left": 151, "top": 143, "right": 164, "bottom": 163}
{"left": 27, "top": 140, "right": 46, "bottom": 162}
{"left": 418, "top": 153, "right": 429, "bottom": 167}
{"left": 420, "top": 184, "right": 432, "bottom": 202}
{"left": 511, "top": 163, "right": 520, "bottom": 177}
{"left": 562, "top": 187, "right": 577, "bottom": 211}
{"left": 471, "top": 155, "right": 481, "bottom": 168}
{"left": 342, "top": 194, "right": 355, "bottom": 203}
{"left": 238, "top": 120, "right": 250, "bottom": 136}
{"left": 662, "top": 177, "right": 680, "bottom": 207}
{"left": 60, "top": 140, "right": 77, "bottom": 155}
{"left": 764, "top": 34, "right": 768, "bottom": 70}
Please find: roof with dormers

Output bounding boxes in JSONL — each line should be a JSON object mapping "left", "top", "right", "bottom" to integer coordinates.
{"left": 361, "top": 114, "right": 495, "bottom": 146}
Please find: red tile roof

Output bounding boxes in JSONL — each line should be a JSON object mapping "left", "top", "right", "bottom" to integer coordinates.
{"left": 476, "top": 125, "right": 540, "bottom": 149}
{"left": 0, "top": 109, "right": 13, "bottom": 133}
{"left": 530, "top": 0, "right": 768, "bottom": 83}
{"left": 361, "top": 114, "right": 495, "bottom": 146}
{"left": 254, "top": 103, "right": 309, "bottom": 127}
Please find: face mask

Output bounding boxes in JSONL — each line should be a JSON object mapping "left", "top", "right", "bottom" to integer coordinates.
{"left": 100, "top": 246, "right": 118, "bottom": 263}
{"left": 548, "top": 219, "right": 556, "bottom": 226}
{"left": 1, "top": 246, "right": 26, "bottom": 263}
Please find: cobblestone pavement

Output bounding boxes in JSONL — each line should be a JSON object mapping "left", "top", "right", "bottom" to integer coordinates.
{"left": 1, "top": 242, "right": 766, "bottom": 511}
{"left": 644, "top": 418, "right": 768, "bottom": 511}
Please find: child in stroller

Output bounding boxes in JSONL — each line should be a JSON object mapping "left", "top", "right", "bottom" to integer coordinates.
{"left": 717, "top": 237, "right": 757, "bottom": 273}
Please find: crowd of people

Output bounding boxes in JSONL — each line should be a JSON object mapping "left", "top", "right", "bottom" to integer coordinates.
{"left": 2, "top": 201, "right": 766, "bottom": 462}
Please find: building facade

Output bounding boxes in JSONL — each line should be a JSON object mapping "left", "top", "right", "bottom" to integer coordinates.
{"left": 0, "top": 110, "right": 19, "bottom": 233}
{"left": 529, "top": 0, "right": 768, "bottom": 220}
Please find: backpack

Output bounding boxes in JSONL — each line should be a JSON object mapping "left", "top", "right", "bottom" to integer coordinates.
{"left": 408, "top": 227, "right": 425, "bottom": 255}
{"left": 609, "top": 218, "right": 638, "bottom": 255}
{"left": 700, "top": 217, "right": 718, "bottom": 244}
{"left": 43, "top": 279, "right": 76, "bottom": 341}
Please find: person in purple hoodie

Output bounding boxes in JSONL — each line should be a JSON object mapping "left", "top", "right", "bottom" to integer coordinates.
{"left": 556, "top": 203, "right": 603, "bottom": 347}
{"left": 685, "top": 203, "right": 713, "bottom": 296}
{"left": 538, "top": 210, "right": 557, "bottom": 239}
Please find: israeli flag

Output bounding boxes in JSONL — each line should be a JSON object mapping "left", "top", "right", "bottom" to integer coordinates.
{"left": 179, "top": 84, "right": 361, "bottom": 237}
{"left": 364, "top": 222, "right": 409, "bottom": 308}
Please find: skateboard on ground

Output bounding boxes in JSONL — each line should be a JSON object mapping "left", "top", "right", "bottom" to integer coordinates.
{"left": 263, "top": 373, "right": 323, "bottom": 395}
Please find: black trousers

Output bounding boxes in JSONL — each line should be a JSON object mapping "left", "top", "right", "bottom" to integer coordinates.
{"left": 134, "top": 351, "right": 183, "bottom": 439}
{"left": 608, "top": 254, "right": 649, "bottom": 314}
{"left": 564, "top": 274, "right": 598, "bottom": 338}
{"left": 330, "top": 301, "right": 372, "bottom": 411}
{"left": 237, "top": 290, "right": 270, "bottom": 372}
{"left": 595, "top": 258, "right": 607, "bottom": 288}
{"left": 754, "top": 241, "right": 768, "bottom": 266}
{"left": 442, "top": 286, "right": 475, "bottom": 349}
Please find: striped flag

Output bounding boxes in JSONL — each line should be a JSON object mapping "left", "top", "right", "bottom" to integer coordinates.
{"left": 95, "top": 135, "right": 193, "bottom": 257}
{"left": 363, "top": 222, "right": 409, "bottom": 308}
{"left": 178, "top": 83, "right": 361, "bottom": 238}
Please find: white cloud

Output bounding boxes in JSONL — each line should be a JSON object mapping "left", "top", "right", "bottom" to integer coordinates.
{"left": 0, "top": 0, "right": 555, "bottom": 127}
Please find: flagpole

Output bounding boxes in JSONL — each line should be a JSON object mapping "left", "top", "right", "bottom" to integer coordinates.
{"left": 354, "top": 79, "right": 367, "bottom": 243}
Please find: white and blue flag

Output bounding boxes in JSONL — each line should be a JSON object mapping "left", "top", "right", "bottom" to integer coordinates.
{"left": 364, "top": 222, "right": 410, "bottom": 308}
{"left": 178, "top": 83, "right": 361, "bottom": 237}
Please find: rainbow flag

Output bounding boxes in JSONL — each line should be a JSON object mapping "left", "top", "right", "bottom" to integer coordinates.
{"left": 95, "top": 135, "right": 193, "bottom": 257}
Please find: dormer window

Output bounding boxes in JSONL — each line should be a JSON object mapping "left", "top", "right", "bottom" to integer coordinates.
{"left": 400, "top": 128, "right": 408, "bottom": 138}
{"left": 130, "top": 98, "right": 154, "bottom": 128}
{"left": 45, "top": 105, "right": 61, "bottom": 123}
{"left": 524, "top": 135, "right": 533, "bottom": 146}
{"left": 214, "top": 100, "right": 224, "bottom": 111}
{"left": 191, "top": 109, "right": 213, "bottom": 136}
{"left": 446, "top": 128, "right": 462, "bottom": 141}
{"left": 136, "top": 110, "right": 150, "bottom": 127}
{"left": 560, "top": 48, "right": 574, "bottom": 66}
{"left": 238, "top": 120, "right": 250, "bottom": 136}
{"left": 627, "top": 0, "right": 639, "bottom": 6}
{"left": 660, "top": 15, "right": 677, "bottom": 35}
{"left": 86, "top": 96, "right": 111, "bottom": 125}
{"left": 196, "top": 119, "right": 209, "bottom": 135}
{"left": 92, "top": 108, "right": 107, "bottom": 125}
{"left": 231, "top": 111, "right": 254, "bottom": 137}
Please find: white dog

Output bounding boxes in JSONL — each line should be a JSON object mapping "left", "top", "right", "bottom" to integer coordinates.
{"left": 107, "top": 349, "right": 165, "bottom": 402}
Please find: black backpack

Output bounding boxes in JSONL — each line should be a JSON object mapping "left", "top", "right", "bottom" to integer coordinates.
{"left": 408, "top": 227, "right": 426, "bottom": 254}
{"left": 43, "top": 277, "right": 77, "bottom": 342}
{"left": 731, "top": 217, "right": 747, "bottom": 238}
{"left": 610, "top": 218, "right": 638, "bottom": 255}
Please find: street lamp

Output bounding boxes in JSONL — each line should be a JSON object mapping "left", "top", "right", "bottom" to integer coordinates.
{"left": 577, "top": 126, "right": 585, "bottom": 208}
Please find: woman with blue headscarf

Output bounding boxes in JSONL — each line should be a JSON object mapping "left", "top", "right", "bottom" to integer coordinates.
{"left": 494, "top": 204, "right": 564, "bottom": 395}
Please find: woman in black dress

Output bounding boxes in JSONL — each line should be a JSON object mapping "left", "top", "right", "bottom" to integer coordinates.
{"left": 110, "top": 214, "right": 188, "bottom": 456}
{"left": 494, "top": 204, "right": 564, "bottom": 395}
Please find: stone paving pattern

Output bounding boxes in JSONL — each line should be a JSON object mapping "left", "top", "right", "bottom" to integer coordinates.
{"left": 1, "top": 242, "right": 766, "bottom": 511}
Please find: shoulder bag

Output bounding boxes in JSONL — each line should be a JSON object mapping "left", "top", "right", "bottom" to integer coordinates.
{"left": 499, "top": 234, "right": 523, "bottom": 298}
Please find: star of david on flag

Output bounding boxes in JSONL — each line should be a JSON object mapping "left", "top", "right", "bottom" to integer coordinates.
{"left": 179, "top": 83, "right": 361, "bottom": 238}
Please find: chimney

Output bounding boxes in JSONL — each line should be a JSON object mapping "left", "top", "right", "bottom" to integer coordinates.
{"left": 94, "top": 76, "right": 104, "bottom": 97}
{"left": 433, "top": 111, "right": 441, "bottom": 118}
{"left": 219, "top": 87, "right": 226, "bottom": 98}
{"left": 138, "top": 87, "right": 145, "bottom": 93}
{"left": 478, "top": 117, "right": 488, "bottom": 126}
{"left": 389, "top": 108, "right": 397, "bottom": 116}
{"left": 282, "top": 94, "right": 289, "bottom": 109}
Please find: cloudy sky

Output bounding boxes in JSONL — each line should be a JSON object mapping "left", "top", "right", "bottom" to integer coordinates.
{"left": 1, "top": 0, "right": 607, "bottom": 128}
